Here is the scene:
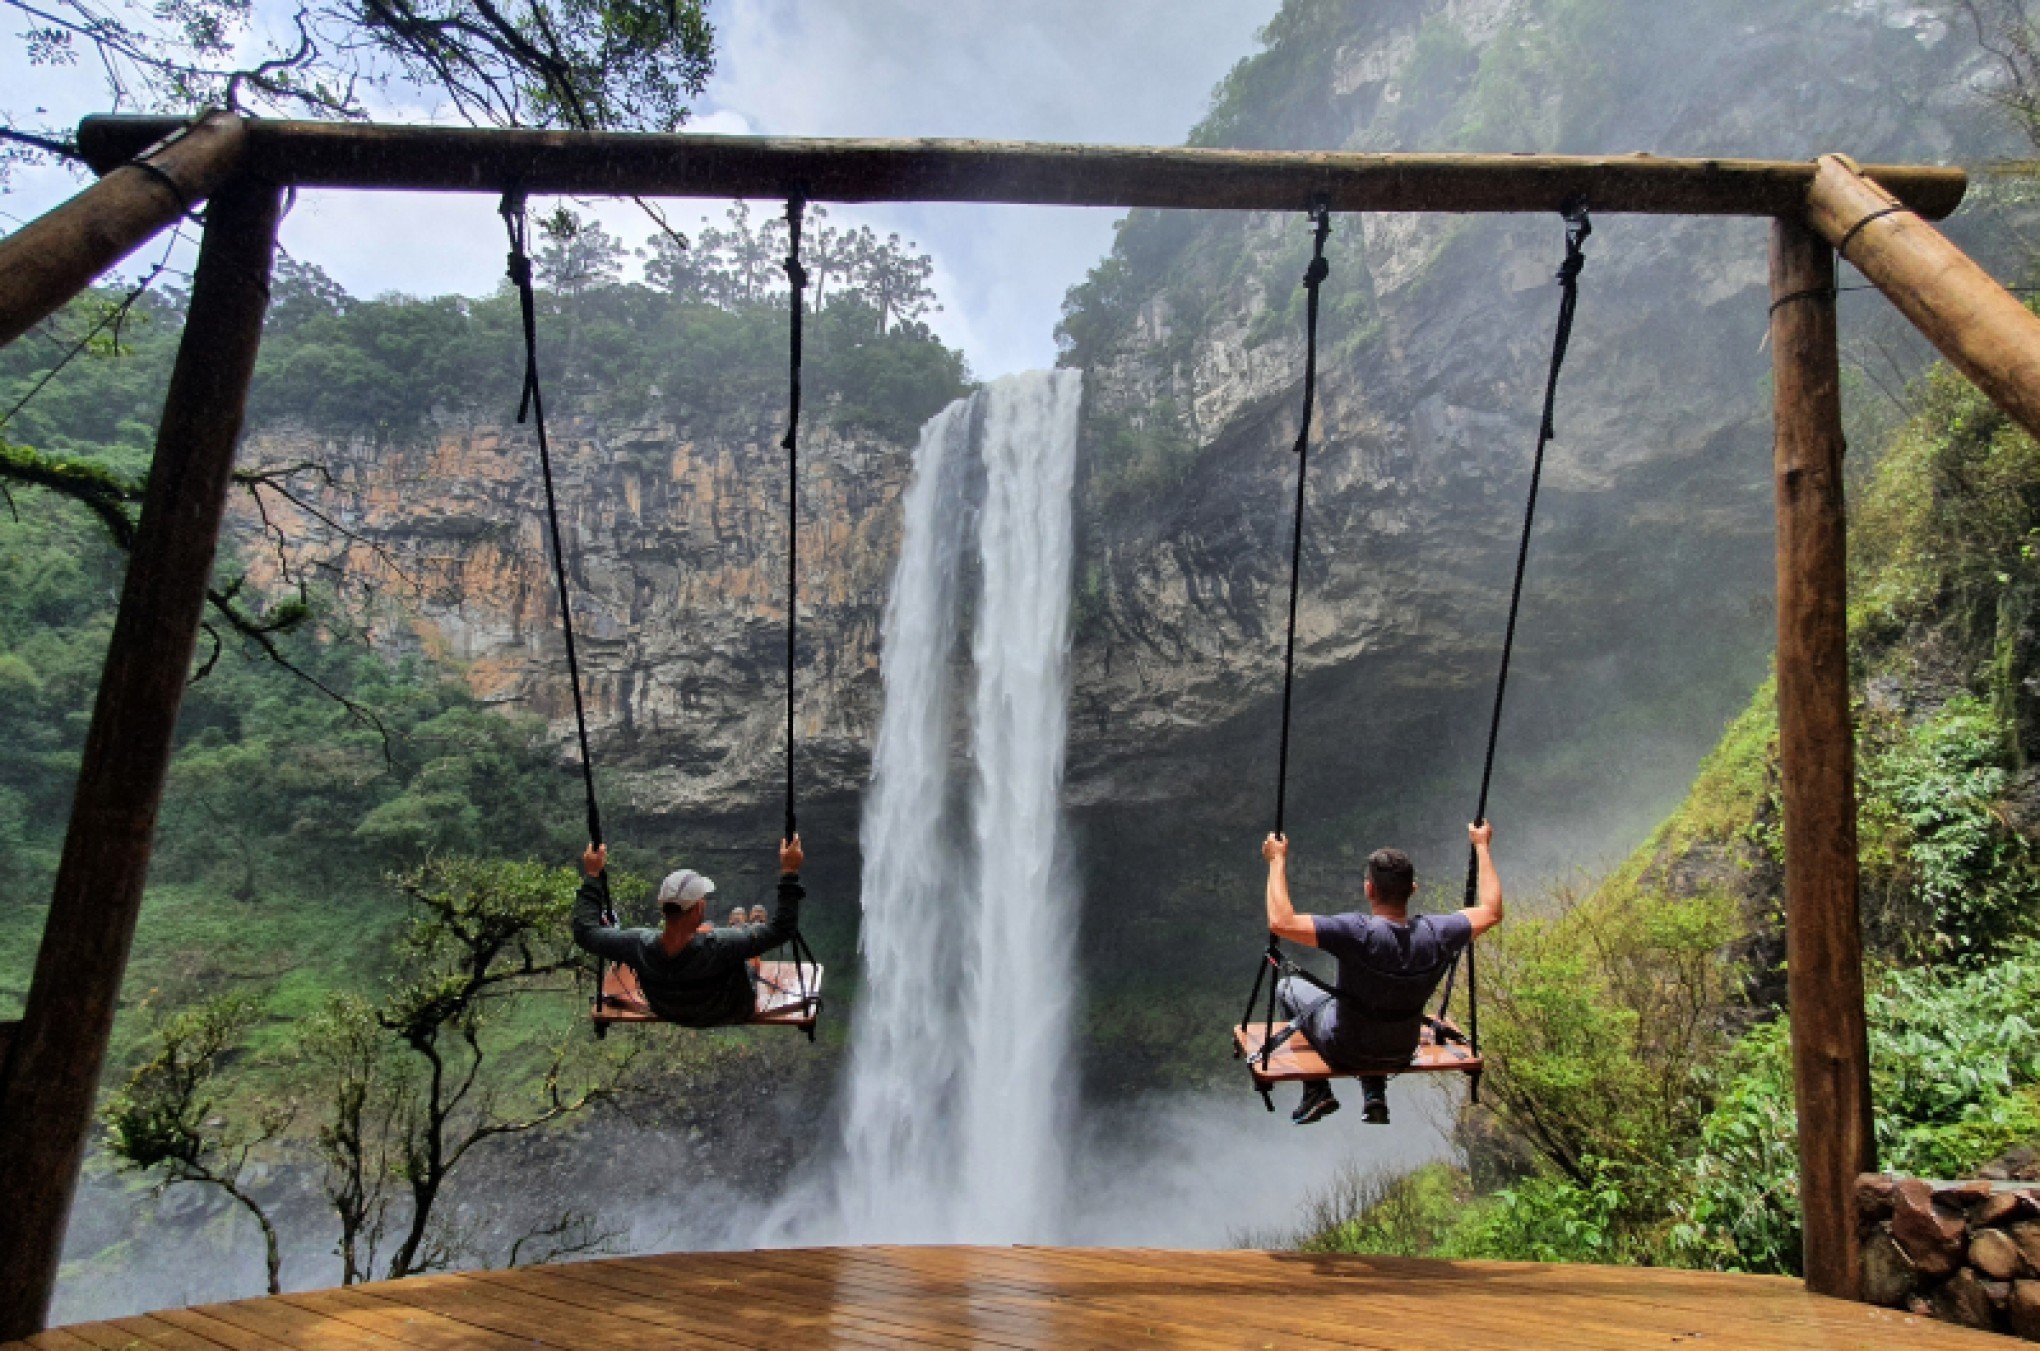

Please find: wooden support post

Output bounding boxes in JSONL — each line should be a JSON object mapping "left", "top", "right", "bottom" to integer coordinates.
{"left": 0, "top": 177, "right": 281, "bottom": 1341}
{"left": 1806, "top": 153, "right": 2040, "bottom": 442}
{"left": 1769, "top": 217, "right": 1875, "bottom": 1301}
{"left": 0, "top": 113, "right": 246, "bottom": 349}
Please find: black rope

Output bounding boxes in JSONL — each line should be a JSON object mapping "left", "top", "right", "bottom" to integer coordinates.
{"left": 778, "top": 193, "right": 820, "bottom": 1019}
{"left": 1236, "top": 203, "right": 1333, "bottom": 1083}
{"left": 1834, "top": 204, "right": 1905, "bottom": 262}
{"left": 1272, "top": 202, "right": 1332, "bottom": 839}
{"left": 501, "top": 190, "right": 604, "bottom": 853}
{"left": 781, "top": 194, "right": 807, "bottom": 844}
{"left": 1440, "top": 202, "right": 1593, "bottom": 1087}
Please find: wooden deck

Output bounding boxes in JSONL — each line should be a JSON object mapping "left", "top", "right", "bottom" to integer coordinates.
{"left": 14, "top": 1246, "right": 2002, "bottom": 1349}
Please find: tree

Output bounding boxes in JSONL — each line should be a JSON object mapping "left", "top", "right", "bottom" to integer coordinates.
{"left": 102, "top": 996, "right": 293, "bottom": 1295}
{"left": 842, "top": 227, "right": 940, "bottom": 334}
{"left": 534, "top": 206, "right": 626, "bottom": 298}
{"left": 303, "top": 994, "right": 399, "bottom": 1285}
{"left": 101, "top": 858, "right": 636, "bottom": 1296}
{"left": 2, "top": 0, "right": 715, "bottom": 182}
{"left": 641, "top": 231, "right": 715, "bottom": 303}
{"left": 1958, "top": 0, "right": 2040, "bottom": 152}
{"left": 373, "top": 855, "right": 635, "bottom": 1278}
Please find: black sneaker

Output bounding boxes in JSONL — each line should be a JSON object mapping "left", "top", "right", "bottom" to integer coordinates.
{"left": 1362, "top": 1098, "right": 1390, "bottom": 1125}
{"left": 1292, "top": 1082, "right": 1340, "bottom": 1125}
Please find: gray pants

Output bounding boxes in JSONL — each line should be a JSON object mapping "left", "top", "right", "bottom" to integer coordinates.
{"left": 1278, "top": 976, "right": 1403, "bottom": 1105}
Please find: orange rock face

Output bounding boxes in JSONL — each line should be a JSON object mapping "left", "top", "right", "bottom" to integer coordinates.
{"left": 232, "top": 412, "right": 913, "bottom": 814}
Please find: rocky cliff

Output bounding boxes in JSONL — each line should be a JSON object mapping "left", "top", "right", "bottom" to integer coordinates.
{"left": 1056, "top": 0, "right": 2032, "bottom": 969}
{"left": 238, "top": 409, "right": 912, "bottom": 820}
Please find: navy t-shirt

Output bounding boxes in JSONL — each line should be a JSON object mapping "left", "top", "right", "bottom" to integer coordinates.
{"left": 1307, "top": 910, "right": 1473, "bottom": 1065}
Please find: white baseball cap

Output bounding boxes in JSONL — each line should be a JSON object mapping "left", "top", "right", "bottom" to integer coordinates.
{"left": 657, "top": 869, "right": 716, "bottom": 908}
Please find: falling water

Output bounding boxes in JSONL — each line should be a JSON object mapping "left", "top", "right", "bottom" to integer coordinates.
{"left": 827, "top": 368, "right": 1082, "bottom": 1242}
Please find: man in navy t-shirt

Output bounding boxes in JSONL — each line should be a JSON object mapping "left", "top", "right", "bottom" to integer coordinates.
{"left": 1261, "top": 821, "right": 1505, "bottom": 1125}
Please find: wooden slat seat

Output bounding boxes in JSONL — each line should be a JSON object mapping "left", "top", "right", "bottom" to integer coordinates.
{"left": 593, "top": 959, "right": 822, "bottom": 1030}
{"left": 1234, "top": 1015, "right": 1480, "bottom": 1083}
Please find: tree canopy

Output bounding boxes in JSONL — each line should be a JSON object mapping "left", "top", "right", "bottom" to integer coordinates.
{"left": 3, "top": 0, "right": 715, "bottom": 181}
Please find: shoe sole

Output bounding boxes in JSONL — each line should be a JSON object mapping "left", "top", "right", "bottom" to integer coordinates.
{"left": 1293, "top": 1097, "right": 1341, "bottom": 1126}
{"left": 1362, "top": 1108, "right": 1390, "bottom": 1125}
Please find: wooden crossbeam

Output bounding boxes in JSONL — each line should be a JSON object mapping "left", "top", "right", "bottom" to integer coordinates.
{"left": 76, "top": 115, "right": 1967, "bottom": 219}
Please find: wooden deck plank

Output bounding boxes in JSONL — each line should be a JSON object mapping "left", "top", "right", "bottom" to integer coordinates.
{"left": 15, "top": 1332, "right": 97, "bottom": 1351}
{"left": 949, "top": 1246, "right": 1505, "bottom": 1351}
{"left": 170, "top": 1296, "right": 405, "bottom": 1349}
{"left": 489, "top": 1262, "right": 905, "bottom": 1350}
{"left": 19, "top": 1247, "right": 2008, "bottom": 1350}
{"left": 1042, "top": 1248, "right": 1937, "bottom": 1351}
{"left": 487, "top": 1261, "right": 912, "bottom": 1350}
{"left": 101, "top": 1317, "right": 229, "bottom": 1350}
{"left": 274, "top": 1286, "right": 540, "bottom": 1351}
{"left": 1199, "top": 1248, "right": 1973, "bottom": 1349}
{"left": 599, "top": 1251, "right": 1006, "bottom": 1349}
{"left": 44, "top": 1319, "right": 216, "bottom": 1351}
{"left": 1045, "top": 1248, "right": 1769, "bottom": 1351}
{"left": 1217, "top": 1249, "right": 1953, "bottom": 1340}
{"left": 141, "top": 1310, "right": 276, "bottom": 1351}
{"left": 790, "top": 1246, "right": 1333, "bottom": 1350}
{"left": 351, "top": 1273, "right": 691, "bottom": 1349}
{"left": 727, "top": 1248, "right": 1176, "bottom": 1350}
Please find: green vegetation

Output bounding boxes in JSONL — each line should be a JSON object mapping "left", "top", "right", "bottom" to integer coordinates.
{"left": 1295, "top": 363, "right": 2040, "bottom": 1273}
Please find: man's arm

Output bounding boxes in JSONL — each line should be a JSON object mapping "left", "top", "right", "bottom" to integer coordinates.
{"left": 724, "top": 836, "right": 807, "bottom": 961}
{"left": 1263, "top": 833, "right": 1319, "bottom": 947}
{"left": 1459, "top": 821, "right": 1505, "bottom": 939}
{"left": 571, "top": 843, "right": 640, "bottom": 963}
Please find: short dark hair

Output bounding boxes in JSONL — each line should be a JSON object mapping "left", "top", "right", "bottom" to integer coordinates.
{"left": 1367, "top": 848, "right": 1416, "bottom": 907}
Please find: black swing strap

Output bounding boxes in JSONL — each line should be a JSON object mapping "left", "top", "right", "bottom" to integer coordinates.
{"left": 502, "top": 194, "right": 605, "bottom": 857}
{"left": 1436, "top": 203, "right": 1593, "bottom": 1062}
{"left": 781, "top": 194, "right": 806, "bottom": 844}
{"left": 779, "top": 195, "right": 819, "bottom": 1027}
{"left": 1237, "top": 203, "right": 1333, "bottom": 1066}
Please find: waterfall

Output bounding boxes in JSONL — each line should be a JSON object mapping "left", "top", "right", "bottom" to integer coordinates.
{"left": 828, "top": 368, "right": 1082, "bottom": 1242}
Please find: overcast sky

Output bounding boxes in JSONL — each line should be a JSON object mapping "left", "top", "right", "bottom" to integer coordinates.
{"left": 3, "top": 0, "right": 1279, "bottom": 376}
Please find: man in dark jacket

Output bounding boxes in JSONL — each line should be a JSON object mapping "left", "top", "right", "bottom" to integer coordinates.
{"left": 1261, "top": 821, "right": 1504, "bottom": 1126}
{"left": 573, "top": 835, "right": 804, "bottom": 1027}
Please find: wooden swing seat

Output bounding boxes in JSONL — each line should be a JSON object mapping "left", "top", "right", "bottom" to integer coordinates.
{"left": 593, "top": 959, "right": 823, "bottom": 1031}
{"left": 1234, "top": 1015, "right": 1481, "bottom": 1083}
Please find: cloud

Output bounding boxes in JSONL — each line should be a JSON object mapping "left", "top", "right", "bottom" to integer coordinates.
{"left": 699, "top": 0, "right": 1279, "bottom": 375}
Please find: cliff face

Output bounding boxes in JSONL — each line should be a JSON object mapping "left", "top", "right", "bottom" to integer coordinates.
{"left": 238, "top": 411, "right": 912, "bottom": 819}
{"left": 1058, "top": 0, "right": 2026, "bottom": 897}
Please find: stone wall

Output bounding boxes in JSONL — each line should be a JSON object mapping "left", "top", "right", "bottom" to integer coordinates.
{"left": 1859, "top": 1173, "right": 2040, "bottom": 1338}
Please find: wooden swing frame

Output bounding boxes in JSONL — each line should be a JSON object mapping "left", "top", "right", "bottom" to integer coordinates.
{"left": 0, "top": 111, "right": 2029, "bottom": 1335}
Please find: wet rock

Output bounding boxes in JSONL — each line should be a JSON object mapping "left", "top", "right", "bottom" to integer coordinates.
{"left": 1860, "top": 1228, "right": 1917, "bottom": 1308}
{"left": 1975, "top": 1190, "right": 2038, "bottom": 1230}
{"left": 2015, "top": 1221, "right": 2040, "bottom": 1274}
{"left": 1931, "top": 1269, "right": 1996, "bottom": 1331}
{"left": 1974, "top": 1227, "right": 2028, "bottom": 1281}
{"left": 2010, "top": 1281, "right": 2040, "bottom": 1340}
{"left": 1936, "top": 1180, "right": 1998, "bottom": 1212}
{"left": 1857, "top": 1173, "right": 1898, "bottom": 1225}
{"left": 1893, "top": 1178, "right": 1968, "bottom": 1279}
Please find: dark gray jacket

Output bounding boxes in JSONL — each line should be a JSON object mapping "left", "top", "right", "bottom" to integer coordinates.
{"left": 572, "top": 870, "right": 803, "bottom": 1027}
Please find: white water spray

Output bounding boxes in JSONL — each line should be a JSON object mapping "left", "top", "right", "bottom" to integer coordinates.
{"left": 826, "top": 369, "right": 1082, "bottom": 1242}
